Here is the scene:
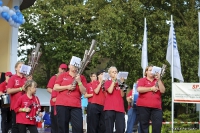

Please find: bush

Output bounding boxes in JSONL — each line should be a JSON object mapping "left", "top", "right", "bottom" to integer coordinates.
{"left": 169, "top": 131, "right": 200, "bottom": 133}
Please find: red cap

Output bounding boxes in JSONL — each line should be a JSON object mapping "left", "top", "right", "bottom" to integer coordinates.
{"left": 59, "top": 64, "right": 68, "bottom": 69}
{"left": 5, "top": 72, "right": 12, "bottom": 77}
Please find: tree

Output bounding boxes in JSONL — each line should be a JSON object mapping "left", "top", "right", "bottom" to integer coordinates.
{"left": 19, "top": 0, "right": 200, "bottom": 116}
{"left": 19, "top": 0, "right": 99, "bottom": 87}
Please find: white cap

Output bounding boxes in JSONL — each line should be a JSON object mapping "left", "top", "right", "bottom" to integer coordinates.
{"left": 70, "top": 56, "right": 81, "bottom": 67}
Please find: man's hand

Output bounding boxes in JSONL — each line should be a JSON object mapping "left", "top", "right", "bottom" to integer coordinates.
{"left": 25, "top": 107, "right": 31, "bottom": 112}
{"left": 52, "top": 98, "right": 56, "bottom": 102}
{"left": 22, "top": 85, "right": 25, "bottom": 91}
{"left": 120, "top": 77, "right": 125, "bottom": 83}
{"left": 67, "top": 84, "right": 76, "bottom": 90}
{"left": 75, "top": 74, "right": 81, "bottom": 83}
{"left": 151, "top": 86, "right": 159, "bottom": 92}
{"left": 155, "top": 72, "right": 160, "bottom": 80}
{"left": 127, "top": 96, "right": 132, "bottom": 103}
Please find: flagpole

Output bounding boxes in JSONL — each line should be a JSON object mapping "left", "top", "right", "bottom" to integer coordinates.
{"left": 171, "top": 15, "right": 174, "bottom": 133}
{"left": 143, "top": 17, "right": 146, "bottom": 76}
{"left": 198, "top": 11, "right": 200, "bottom": 129}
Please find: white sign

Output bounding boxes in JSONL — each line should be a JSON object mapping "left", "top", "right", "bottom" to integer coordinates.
{"left": 173, "top": 83, "right": 200, "bottom": 103}
{"left": 20, "top": 64, "right": 32, "bottom": 75}
{"left": 103, "top": 72, "right": 110, "bottom": 80}
{"left": 103, "top": 71, "right": 129, "bottom": 80}
{"left": 151, "top": 66, "right": 161, "bottom": 75}
{"left": 117, "top": 71, "right": 129, "bottom": 79}
{"left": 70, "top": 56, "right": 81, "bottom": 67}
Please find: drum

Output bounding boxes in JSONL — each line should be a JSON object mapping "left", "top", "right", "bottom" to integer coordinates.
{"left": 0, "top": 94, "right": 10, "bottom": 108}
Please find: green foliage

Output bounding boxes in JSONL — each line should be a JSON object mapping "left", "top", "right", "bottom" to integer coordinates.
{"left": 162, "top": 109, "right": 199, "bottom": 133}
{"left": 169, "top": 131, "right": 200, "bottom": 133}
{"left": 19, "top": 0, "right": 200, "bottom": 114}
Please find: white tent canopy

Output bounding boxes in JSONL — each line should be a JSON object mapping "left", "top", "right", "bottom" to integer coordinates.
{"left": 35, "top": 88, "right": 50, "bottom": 106}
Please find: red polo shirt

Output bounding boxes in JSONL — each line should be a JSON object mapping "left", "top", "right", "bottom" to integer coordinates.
{"left": 0, "top": 81, "right": 7, "bottom": 93}
{"left": 136, "top": 77, "right": 162, "bottom": 109}
{"left": 127, "top": 90, "right": 132, "bottom": 110}
{"left": 7, "top": 74, "right": 27, "bottom": 110}
{"left": 103, "top": 80, "right": 125, "bottom": 113}
{"left": 91, "top": 81, "right": 106, "bottom": 106}
{"left": 14, "top": 94, "right": 40, "bottom": 125}
{"left": 47, "top": 75, "right": 59, "bottom": 106}
{"left": 86, "top": 82, "right": 95, "bottom": 103}
{"left": 55, "top": 71, "right": 87, "bottom": 108}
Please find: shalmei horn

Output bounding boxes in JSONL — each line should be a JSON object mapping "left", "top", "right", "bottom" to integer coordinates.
{"left": 155, "top": 64, "right": 167, "bottom": 87}
{"left": 117, "top": 80, "right": 129, "bottom": 92}
{"left": 28, "top": 43, "right": 42, "bottom": 76}
{"left": 72, "top": 40, "right": 97, "bottom": 85}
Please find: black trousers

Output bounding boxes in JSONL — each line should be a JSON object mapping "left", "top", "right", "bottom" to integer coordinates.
{"left": 137, "top": 106, "right": 162, "bottom": 133}
{"left": 18, "top": 124, "right": 38, "bottom": 133}
{"left": 87, "top": 103, "right": 105, "bottom": 133}
{"left": 1, "top": 107, "right": 12, "bottom": 133}
{"left": 56, "top": 105, "right": 83, "bottom": 133}
{"left": 11, "top": 110, "right": 19, "bottom": 133}
{"left": 104, "top": 110, "right": 125, "bottom": 133}
{"left": 86, "top": 102, "right": 92, "bottom": 133}
{"left": 51, "top": 106, "right": 58, "bottom": 133}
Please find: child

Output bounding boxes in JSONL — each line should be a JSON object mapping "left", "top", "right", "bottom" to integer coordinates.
{"left": 14, "top": 80, "right": 41, "bottom": 133}
{"left": 7, "top": 61, "right": 27, "bottom": 133}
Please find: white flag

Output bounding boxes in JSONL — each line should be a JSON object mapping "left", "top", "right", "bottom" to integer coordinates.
{"left": 166, "top": 22, "right": 184, "bottom": 81}
{"left": 141, "top": 18, "right": 148, "bottom": 75}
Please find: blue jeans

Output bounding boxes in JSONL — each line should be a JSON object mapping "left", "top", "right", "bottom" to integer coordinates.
{"left": 126, "top": 108, "right": 141, "bottom": 133}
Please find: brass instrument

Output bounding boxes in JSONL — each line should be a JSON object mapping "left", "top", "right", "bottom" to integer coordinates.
{"left": 72, "top": 40, "right": 97, "bottom": 86}
{"left": 155, "top": 64, "right": 167, "bottom": 87}
{"left": 101, "top": 80, "right": 106, "bottom": 91}
{"left": 27, "top": 43, "right": 42, "bottom": 76}
{"left": 153, "top": 64, "right": 167, "bottom": 94}
{"left": 117, "top": 79, "right": 129, "bottom": 92}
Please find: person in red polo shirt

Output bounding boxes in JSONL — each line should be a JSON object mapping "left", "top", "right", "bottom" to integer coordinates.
{"left": 136, "top": 66, "right": 165, "bottom": 133}
{"left": 0, "top": 72, "right": 12, "bottom": 133}
{"left": 7, "top": 61, "right": 27, "bottom": 133}
{"left": 46, "top": 63, "right": 67, "bottom": 133}
{"left": 14, "top": 80, "right": 40, "bottom": 133}
{"left": 104, "top": 66, "right": 125, "bottom": 133}
{"left": 84, "top": 72, "right": 97, "bottom": 132}
{"left": 87, "top": 70, "right": 106, "bottom": 133}
{"left": 54, "top": 56, "right": 87, "bottom": 133}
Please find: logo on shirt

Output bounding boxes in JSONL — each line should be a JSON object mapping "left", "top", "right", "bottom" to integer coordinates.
{"left": 63, "top": 78, "right": 68, "bottom": 80}
{"left": 90, "top": 87, "right": 93, "bottom": 92}
{"left": 15, "top": 80, "right": 19, "bottom": 86}
{"left": 116, "top": 87, "right": 120, "bottom": 90}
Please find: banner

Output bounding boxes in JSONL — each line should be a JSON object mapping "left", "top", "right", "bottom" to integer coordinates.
{"left": 166, "top": 22, "right": 184, "bottom": 81}
{"left": 173, "top": 83, "right": 200, "bottom": 103}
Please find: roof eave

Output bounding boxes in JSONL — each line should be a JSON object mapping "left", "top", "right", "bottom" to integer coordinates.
{"left": 20, "top": 0, "right": 36, "bottom": 10}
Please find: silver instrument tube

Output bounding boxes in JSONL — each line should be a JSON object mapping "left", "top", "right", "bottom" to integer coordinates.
{"left": 72, "top": 40, "right": 97, "bottom": 86}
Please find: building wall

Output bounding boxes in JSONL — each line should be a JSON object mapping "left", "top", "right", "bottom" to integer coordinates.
{"left": 0, "top": 0, "right": 13, "bottom": 72}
